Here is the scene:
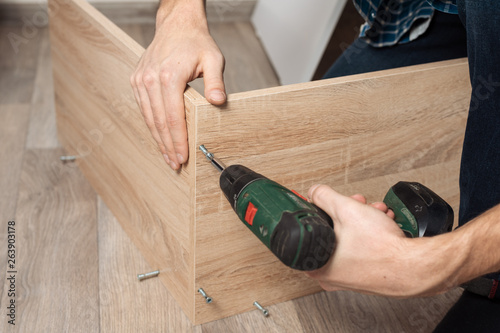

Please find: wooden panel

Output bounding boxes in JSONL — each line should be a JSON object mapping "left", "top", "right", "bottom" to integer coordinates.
{"left": 48, "top": 0, "right": 203, "bottom": 321}
{"left": 48, "top": 0, "right": 470, "bottom": 325}
{"left": 97, "top": 198, "right": 196, "bottom": 332}
{"left": 193, "top": 59, "right": 470, "bottom": 322}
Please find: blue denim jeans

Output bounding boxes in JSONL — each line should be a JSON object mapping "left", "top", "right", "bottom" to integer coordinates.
{"left": 323, "top": 10, "right": 468, "bottom": 78}
{"left": 324, "top": 1, "right": 500, "bottom": 331}
{"left": 456, "top": 0, "right": 500, "bottom": 227}
{"left": 437, "top": 2, "right": 500, "bottom": 331}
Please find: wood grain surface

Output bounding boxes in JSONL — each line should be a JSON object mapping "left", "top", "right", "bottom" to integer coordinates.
{"left": 49, "top": 0, "right": 202, "bottom": 321}
{"left": 193, "top": 59, "right": 470, "bottom": 322}
{"left": 1, "top": 149, "right": 99, "bottom": 332}
{"left": 0, "top": 105, "right": 30, "bottom": 224}
{"left": 0, "top": 8, "right": 468, "bottom": 332}
{"left": 26, "top": 29, "right": 59, "bottom": 149}
{"left": 46, "top": 0, "right": 469, "bottom": 326}
{"left": 0, "top": 25, "right": 41, "bottom": 104}
{"left": 0, "top": 105, "right": 31, "bottom": 331}
{"left": 98, "top": 197, "right": 198, "bottom": 333}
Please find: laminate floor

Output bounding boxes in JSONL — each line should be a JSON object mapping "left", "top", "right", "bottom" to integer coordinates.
{"left": 0, "top": 18, "right": 462, "bottom": 332}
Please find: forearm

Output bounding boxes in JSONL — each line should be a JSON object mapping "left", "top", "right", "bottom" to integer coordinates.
{"left": 411, "top": 204, "right": 500, "bottom": 295}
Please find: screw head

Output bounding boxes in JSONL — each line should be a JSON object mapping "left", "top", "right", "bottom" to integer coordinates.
{"left": 253, "top": 301, "right": 269, "bottom": 317}
{"left": 198, "top": 288, "right": 213, "bottom": 304}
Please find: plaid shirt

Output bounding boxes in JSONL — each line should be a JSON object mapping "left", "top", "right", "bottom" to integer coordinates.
{"left": 354, "top": 0, "right": 457, "bottom": 47}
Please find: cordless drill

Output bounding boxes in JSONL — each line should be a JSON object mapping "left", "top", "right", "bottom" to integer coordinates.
{"left": 200, "top": 145, "right": 453, "bottom": 271}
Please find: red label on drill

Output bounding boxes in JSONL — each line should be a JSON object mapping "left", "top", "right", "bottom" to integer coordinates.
{"left": 291, "top": 189, "right": 308, "bottom": 201}
{"left": 245, "top": 202, "right": 258, "bottom": 226}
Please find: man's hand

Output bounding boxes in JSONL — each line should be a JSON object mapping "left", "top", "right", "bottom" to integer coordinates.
{"left": 306, "top": 185, "right": 500, "bottom": 298}
{"left": 306, "top": 184, "right": 430, "bottom": 297}
{"left": 131, "top": 0, "right": 226, "bottom": 170}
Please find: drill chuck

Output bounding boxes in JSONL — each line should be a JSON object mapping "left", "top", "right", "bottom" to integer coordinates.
{"left": 220, "top": 165, "right": 265, "bottom": 210}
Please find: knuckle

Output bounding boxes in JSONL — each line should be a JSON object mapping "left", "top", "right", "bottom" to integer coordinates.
{"left": 157, "top": 143, "right": 167, "bottom": 154}
{"left": 135, "top": 76, "right": 143, "bottom": 90}
{"left": 165, "top": 113, "right": 183, "bottom": 128}
{"left": 142, "top": 70, "right": 157, "bottom": 89}
{"left": 159, "top": 69, "right": 175, "bottom": 86}
{"left": 211, "top": 51, "right": 225, "bottom": 64}
{"left": 205, "top": 52, "right": 225, "bottom": 68}
{"left": 154, "top": 119, "right": 168, "bottom": 132}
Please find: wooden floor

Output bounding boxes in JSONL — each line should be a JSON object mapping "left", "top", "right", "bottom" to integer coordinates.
{"left": 0, "top": 19, "right": 462, "bottom": 332}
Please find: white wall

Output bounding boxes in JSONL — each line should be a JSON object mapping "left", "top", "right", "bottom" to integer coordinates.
{"left": 252, "top": 0, "right": 347, "bottom": 85}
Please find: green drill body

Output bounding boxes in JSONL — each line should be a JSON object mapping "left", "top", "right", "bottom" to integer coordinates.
{"left": 235, "top": 179, "right": 333, "bottom": 269}
{"left": 235, "top": 179, "right": 308, "bottom": 247}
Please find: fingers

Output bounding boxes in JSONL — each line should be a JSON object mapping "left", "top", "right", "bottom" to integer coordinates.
{"left": 309, "top": 185, "right": 396, "bottom": 220}
{"left": 131, "top": 58, "right": 189, "bottom": 170}
{"left": 305, "top": 185, "right": 410, "bottom": 296}
{"left": 158, "top": 69, "right": 189, "bottom": 167}
{"left": 131, "top": 68, "right": 171, "bottom": 165}
{"left": 368, "top": 202, "right": 395, "bottom": 219}
{"left": 203, "top": 52, "right": 226, "bottom": 105}
{"left": 134, "top": 79, "right": 170, "bottom": 164}
{"left": 131, "top": 44, "right": 225, "bottom": 170}
{"left": 350, "top": 194, "right": 367, "bottom": 204}
{"left": 370, "top": 202, "right": 387, "bottom": 211}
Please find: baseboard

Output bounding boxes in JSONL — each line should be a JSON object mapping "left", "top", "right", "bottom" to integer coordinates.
{"left": 0, "top": 1, "right": 257, "bottom": 24}
{"left": 206, "top": 0, "right": 256, "bottom": 23}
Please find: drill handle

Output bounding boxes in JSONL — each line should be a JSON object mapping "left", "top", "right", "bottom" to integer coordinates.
{"left": 384, "top": 181, "right": 454, "bottom": 238}
{"left": 270, "top": 209, "right": 335, "bottom": 271}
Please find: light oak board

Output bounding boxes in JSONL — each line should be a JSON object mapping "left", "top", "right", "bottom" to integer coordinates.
{"left": 48, "top": 0, "right": 470, "bottom": 324}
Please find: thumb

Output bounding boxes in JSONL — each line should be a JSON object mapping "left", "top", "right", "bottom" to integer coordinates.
{"left": 308, "top": 184, "right": 353, "bottom": 222}
{"left": 203, "top": 57, "right": 226, "bottom": 105}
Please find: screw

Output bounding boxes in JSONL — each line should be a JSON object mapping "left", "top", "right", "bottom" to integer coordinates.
{"left": 253, "top": 301, "right": 269, "bottom": 317}
{"left": 199, "top": 145, "right": 226, "bottom": 172}
{"left": 198, "top": 288, "right": 212, "bottom": 304}
{"left": 137, "top": 270, "right": 160, "bottom": 281}
{"left": 60, "top": 155, "right": 78, "bottom": 162}
{"left": 199, "top": 144, "right": 209, "bottom": 155}
{"left": 199, "top": 145, "right": 215, "bottom": 162}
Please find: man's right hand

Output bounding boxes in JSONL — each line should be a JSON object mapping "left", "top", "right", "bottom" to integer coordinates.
{"left": 131, "top": 0, "right": 226, "bottom": 170}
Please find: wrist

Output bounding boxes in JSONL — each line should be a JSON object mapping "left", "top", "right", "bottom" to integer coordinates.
{"left": 156, "top": 0, "right": 208, "bottom": 32}
{"left": 404, "top": 232, "right": 470, "bottom": 296}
